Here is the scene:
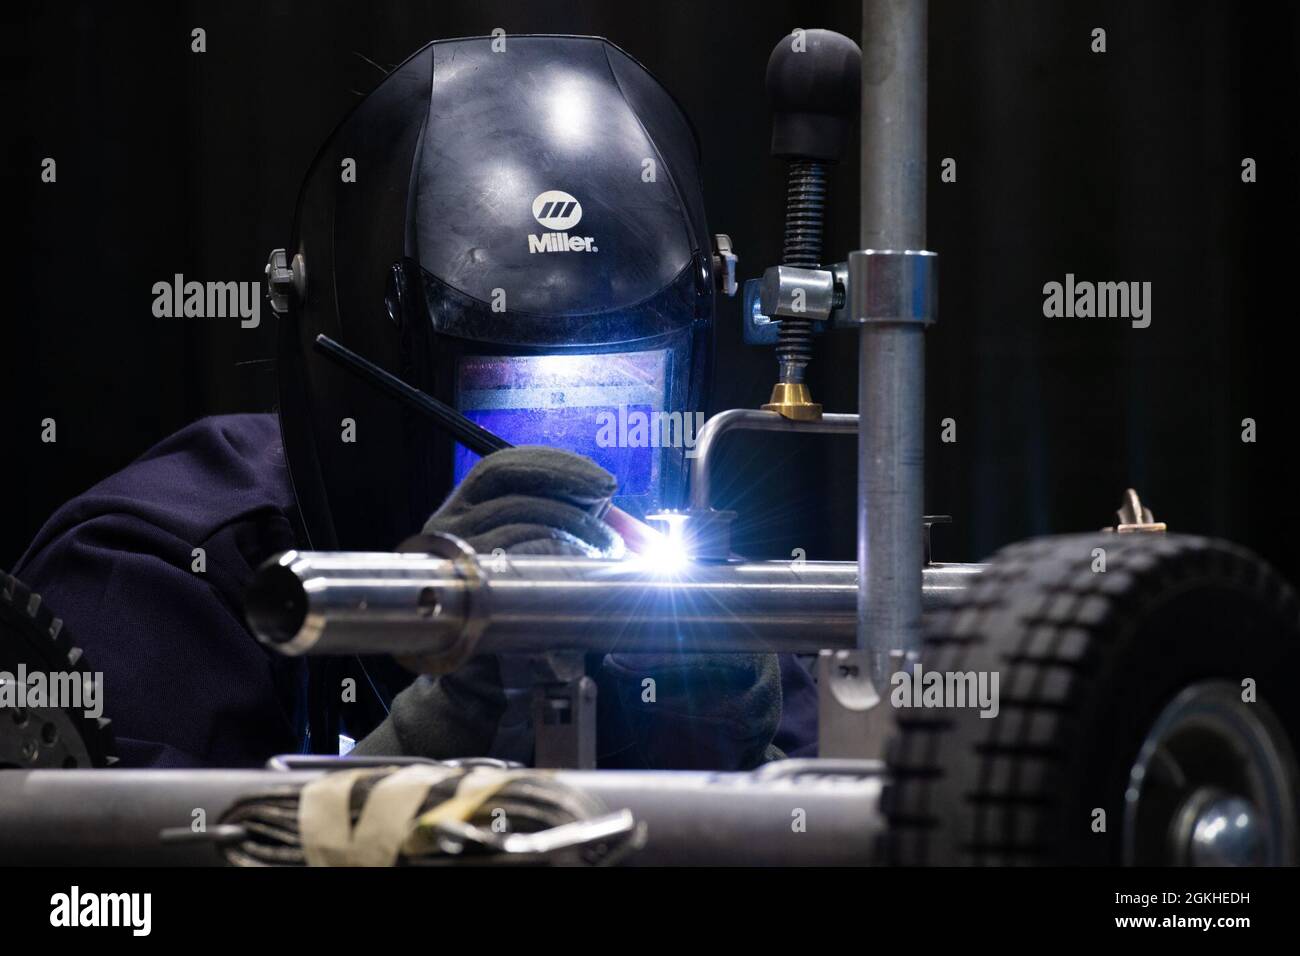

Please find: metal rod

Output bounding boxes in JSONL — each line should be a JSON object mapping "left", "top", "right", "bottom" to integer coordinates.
{"left": 246, "top": 549, "right": 982, "bottom": 660}
{"left": 688, "top": 408, "right": 858, "bottom": 511}
{"left": 858, "top": 0, "right": 929, "bottom": 681}
{"left": 0, "top": 766, "right": 887, "bottom": 866}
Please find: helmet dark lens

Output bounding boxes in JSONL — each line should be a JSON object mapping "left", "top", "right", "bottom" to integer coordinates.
{"left": 454, "top": 349, "right": 678, "bottom": 517}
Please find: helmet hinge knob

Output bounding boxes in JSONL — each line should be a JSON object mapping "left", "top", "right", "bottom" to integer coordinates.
{"left": 265, "top": 248, "right": 307, "bottom": 315}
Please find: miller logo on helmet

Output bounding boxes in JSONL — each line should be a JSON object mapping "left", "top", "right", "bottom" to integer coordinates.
{"left": 532, "top": 190, "right": 583, "bottom": 230}
{"left": 528, "top": 189, "right": 598, "bottom": 254}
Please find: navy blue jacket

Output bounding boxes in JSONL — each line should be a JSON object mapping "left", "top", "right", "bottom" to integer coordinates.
{"left": 16, "top": 415, "right": 818, "bottom": 767}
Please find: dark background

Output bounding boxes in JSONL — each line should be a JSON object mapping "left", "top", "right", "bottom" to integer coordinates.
{"left": 2, "top": 0, "right": 1297, "bottom": 580}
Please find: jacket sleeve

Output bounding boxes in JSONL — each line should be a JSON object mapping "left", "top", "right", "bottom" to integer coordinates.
{"left": 14, "top": 511, "right": 304, "bottom": 768}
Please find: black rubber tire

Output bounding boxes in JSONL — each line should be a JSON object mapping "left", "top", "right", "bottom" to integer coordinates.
{"left": 0, "top": 571, "right": 117, "bottom": 768}
{"left": 882, "top": 533, "right": 1300, "bottom": 865}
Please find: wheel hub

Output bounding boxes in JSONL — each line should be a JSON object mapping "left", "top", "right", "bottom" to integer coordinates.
{"left": 1171, "top": 789, "right": 1264, "bottom": 866}
{"left": 1123, "top": 681, "right": 1298, "bottom": 865}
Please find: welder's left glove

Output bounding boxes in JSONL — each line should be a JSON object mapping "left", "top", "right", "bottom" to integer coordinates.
{"left": 595, "top": 651, "right": 784, "bottom": 770}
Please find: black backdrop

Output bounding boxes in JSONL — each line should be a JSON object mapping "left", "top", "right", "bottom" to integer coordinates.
{"left": 3, "top": 0, "right": 1298, "bottom": 583}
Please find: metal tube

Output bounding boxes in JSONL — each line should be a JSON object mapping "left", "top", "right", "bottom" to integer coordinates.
{"left": 861, "top": 0, "right": 929, "bottom": 251}
{"left": 858, "top": 0, "right": 929, "bottom": 681}
{"left": 246, "top": 549, "right": 982, "bottom": 660}
{"left": 688, "top": 408, "right": 858, "bottom": 511}
{"left": 0, "top": 765, "right": 887, "bottom": 866}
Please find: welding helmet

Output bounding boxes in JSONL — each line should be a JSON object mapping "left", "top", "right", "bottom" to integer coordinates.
{"left": 273, "top": 35, "right": 719, "bottom": 551}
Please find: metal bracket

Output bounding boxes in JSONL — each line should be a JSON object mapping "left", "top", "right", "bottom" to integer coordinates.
{"left": 532, "top": 651, "right": 597, "bottom": 769}
{"left": 817, "top": 649, "right": 889, "bottom": 758}
{"left": 817, "top": 647, "right": 921, "bottom": 758}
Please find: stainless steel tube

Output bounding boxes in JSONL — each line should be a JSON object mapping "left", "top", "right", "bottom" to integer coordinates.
{"left": 858, "top": 0, "right": 930, "bottom": 682}
{"left": 688, "top": 408, "right": 858, "bottom": 511}
{"left": 246, "top": 549, "right": 982, "bottom": 660}
{"left": 0, "top": 764, "right": 887, "bottom": 865}
{"left": 861, "top": 0, "right": 929, "bottom": 251}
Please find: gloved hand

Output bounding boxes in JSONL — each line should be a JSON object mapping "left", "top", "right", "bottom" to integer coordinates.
{"left": 354, "top": 445, "right": 784, "bottom": 769}
{"left": 421, "top": 445, "right": 623, "bottom": 557}
{"left": 352, "top": 446, "right": 623, "bottom": 760}
{"left": 596, "top": 651, "right": 784, "bottom": 770}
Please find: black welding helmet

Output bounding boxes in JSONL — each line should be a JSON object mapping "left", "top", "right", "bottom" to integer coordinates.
{"left": 275, "top": 35, "right": 717, "bottom": 550}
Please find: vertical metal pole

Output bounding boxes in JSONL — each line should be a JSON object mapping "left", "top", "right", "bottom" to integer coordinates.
{"left": 858, "top": 0, "right": 928, "bottom": 683}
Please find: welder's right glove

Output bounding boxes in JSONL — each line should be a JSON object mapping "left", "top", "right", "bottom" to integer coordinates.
{"left": 420, "top": 445, "right": 624, "bottom": 557}
{"left": 351, "top": 447, "right": 623, "bottom": 760}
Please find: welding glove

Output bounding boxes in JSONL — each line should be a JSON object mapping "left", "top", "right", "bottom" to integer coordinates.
{"left": 596, "top": 651, "right": 784, "bottom": 770}
{"left": 420, "top": 445, "right": 624, "bottom": 557}
{"left": 352, "top": 447, "right": 621, "bottom": 760}
{"left": 354, "top": 445, "right": 783, "bottom": 769}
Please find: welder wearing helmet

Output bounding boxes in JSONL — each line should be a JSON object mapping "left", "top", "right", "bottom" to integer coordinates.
{"left": 15, "top": 36, "right": 818, "bottom": 769}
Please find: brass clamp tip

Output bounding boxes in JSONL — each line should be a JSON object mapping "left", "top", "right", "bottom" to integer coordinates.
{"left": 762, "top": 382, "right": 823, "bottom": 421}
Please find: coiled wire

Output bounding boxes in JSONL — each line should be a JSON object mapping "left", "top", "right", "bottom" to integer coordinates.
{"left": 218, "top": 765, "right": 637, "bottom": 867}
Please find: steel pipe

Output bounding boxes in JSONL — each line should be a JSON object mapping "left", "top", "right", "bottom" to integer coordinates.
{"left": 857, "top": 0, "right": 930, "bottom": 683}
{"left": 0, "top": 763, "right": 887, "bottom": 866}
{"left": 245, "top": 547, "right": 982, "bottom": 662}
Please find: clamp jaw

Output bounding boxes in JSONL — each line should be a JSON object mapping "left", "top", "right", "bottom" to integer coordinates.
{"left": 744, "top": 251, "right": 939, "bottom": 339}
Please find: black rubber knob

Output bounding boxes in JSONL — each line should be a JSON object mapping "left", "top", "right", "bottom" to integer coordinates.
{"left": 767, "top": 29, "right": 862, "bottom": 162}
